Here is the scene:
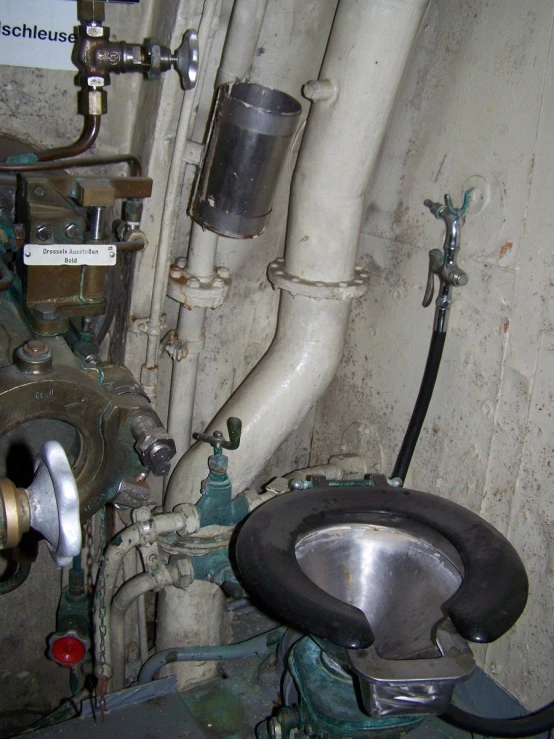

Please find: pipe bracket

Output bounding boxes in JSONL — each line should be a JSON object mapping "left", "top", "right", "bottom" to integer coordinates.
{"left": 268, "top": 258, "right": 369, "bottom": 301}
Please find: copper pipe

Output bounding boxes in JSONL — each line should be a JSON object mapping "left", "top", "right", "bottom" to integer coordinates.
{"left": 0, "top": 155, "right": 142, "bottom": 177}
{"left": 37, "top": 115, "right": 101, "bottom": 162}
{"left": 116, "top": 236, "right": 146, "bottom": 253}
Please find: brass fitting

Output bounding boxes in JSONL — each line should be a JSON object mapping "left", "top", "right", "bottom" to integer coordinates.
{"left": 77, "top": 0, "right": 106, "bottom": 24}
{"left": 0, "top": 479, "right": 30, "bottom": 550}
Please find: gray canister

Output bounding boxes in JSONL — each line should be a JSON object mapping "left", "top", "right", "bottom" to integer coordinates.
{"left": 190, "top": 82, "right": 302, "bottom": 239}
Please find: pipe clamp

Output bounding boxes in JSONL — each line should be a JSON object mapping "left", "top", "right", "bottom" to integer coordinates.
{"left": 268, "top": 258, "right": 369, "bottom": 301}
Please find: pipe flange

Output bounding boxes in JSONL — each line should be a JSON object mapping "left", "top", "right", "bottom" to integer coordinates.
{"left": 267, "top": 258, "right": 369, "bottom": 300}
{"left": 167, "top": 265, "right": 231, "bottom": 309}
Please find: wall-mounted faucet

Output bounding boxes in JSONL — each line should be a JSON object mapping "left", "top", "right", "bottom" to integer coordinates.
{"left": 423, "top": 190, "right": 471, "bottom": 333}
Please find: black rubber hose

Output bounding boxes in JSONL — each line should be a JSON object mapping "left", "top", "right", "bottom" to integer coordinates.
{"left": 443, "top": 702, "right": 554, "bottom": 738}
{"left": 0, "top": 561, "right": 32, "bottom": 594}
{"left": 392, "top": 329, "right": 446, "bottom": 482}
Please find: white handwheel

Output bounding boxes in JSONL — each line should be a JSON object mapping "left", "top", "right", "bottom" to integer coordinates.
{"left": 27, "top": 441, "right": 81, "bottom": 567}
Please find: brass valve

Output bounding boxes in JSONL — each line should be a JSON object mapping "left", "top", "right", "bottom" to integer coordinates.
{"left": 73, "top": 17, "right": 199, "bottom": 115}
{"left": 0, "top": 478, "right": 31, "bottom": 550}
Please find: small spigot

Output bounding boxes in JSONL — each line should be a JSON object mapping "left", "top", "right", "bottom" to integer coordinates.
{"left": 193, "top": 418, "right": 244, "bottom": 527}
{"left": 194, "top": 417, "right": 242, "bottom": 454}
{"left": 423, "top": 190, "right": 471, "bottom": 332}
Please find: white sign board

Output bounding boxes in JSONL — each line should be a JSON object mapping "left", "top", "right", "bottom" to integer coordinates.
{"left": 0, "top": 0, "right": 92, "bottom": 71}
{"left": 24, "top": 243, "right": 117, "bottom": 266}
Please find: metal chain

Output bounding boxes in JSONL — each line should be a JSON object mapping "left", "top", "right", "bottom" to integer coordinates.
{"left": 96, "top": 506, "right": 107, "bottom": 670}
{"left": 94, "top": 506, "right": 109, "bottom": 720}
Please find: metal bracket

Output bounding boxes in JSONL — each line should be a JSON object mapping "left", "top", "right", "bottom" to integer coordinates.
{"left": 133, "top": 508, "right": 171, "bottom": 590}
{"left": 130, "top": 314, "right": 168, "bottom": 336}
{"left": 268, "top": 258, "right": 369, "bottom": 301}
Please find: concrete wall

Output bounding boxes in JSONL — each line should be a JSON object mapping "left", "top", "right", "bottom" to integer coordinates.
{"left": 310, "top": 0, "right": 554, "bottom": 709}
{"left": 0, "top": 0, "right": 552, "bottom": 719}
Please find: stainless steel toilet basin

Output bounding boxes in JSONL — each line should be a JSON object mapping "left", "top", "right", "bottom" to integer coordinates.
{"left": 295, "top": 517, "right": 463, "bottom": 660}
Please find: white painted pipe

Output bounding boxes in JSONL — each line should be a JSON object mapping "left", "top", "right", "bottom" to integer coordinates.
{"left": 167, "top": 223, "right": 216, "bottom": 459}
{"left": 160, "top": 0, "right": 429, "bottom": 690}
{"left": 141, "top": 0, "right": 220, "bottom": 402}
{"left": 111, "top": 569, "right": 175, "bottom": 690}
{"left": 166, "top": 0, "right": 429, "bottom": 508}
{"left": 168, "top": 0, "right": 270, "bottom": 454}
{"left": 166, "top": 295, "right": 351, "bottom": 507}
{"left": 215, "top": 0, "right": 270, "bottom": 87}
{"left": 94, "top": 512, "right": 184, "bottom": 681}
{"left": 168, "top": 302, "right": 207, "bottom": 460}
{"left": 136, "top": 550, "right": 149, "bottom": 665}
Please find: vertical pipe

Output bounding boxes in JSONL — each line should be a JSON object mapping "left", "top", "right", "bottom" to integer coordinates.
{"left": 168, "top": 303, "right": 207, "bottom": 458}
{"left": 167, "top": 0, "right": 270, "bottom": 455}
{"left": 142, "top": 0, "right": 220, "bottom": 401}
{"left": 215, "top": 0, "right": 270, "bottom": 87}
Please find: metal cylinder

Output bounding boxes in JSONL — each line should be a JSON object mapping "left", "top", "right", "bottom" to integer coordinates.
{"left": 190, "top": 82, "right": 302, "bottom": 239}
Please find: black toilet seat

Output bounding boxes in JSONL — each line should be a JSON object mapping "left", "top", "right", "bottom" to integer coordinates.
{"left": 235, "top": 480, "right": 528, "bottom": 650}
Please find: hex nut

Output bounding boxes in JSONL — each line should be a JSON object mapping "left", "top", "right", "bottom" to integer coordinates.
{"left": 36, "top": 224, "right": 52, "bottom": 242}
{"left": 144, "top": 38, "right": 162, "bottom": 80}
{"left": 172, "top": 556, "right": 193, "bottom": 589}
{"left": 24, "top": 340, "right": 49, "bottom": 357}
{"left": 33, "top": 302, "right": 60, "bottom": 321}
{"left": 173, "top": 503, "right": 200, "bottom": 534}
{"left": 65, "top": 223, "right": 81, "bottom": 240}
{"left": 115, "top": 478, "right": 151, "bottom": 509}
{"left": 134, "top": 429, "right": 176, "bottom": 477}
{"left": 15, "top": 342, "right": 52, "bottom": 375}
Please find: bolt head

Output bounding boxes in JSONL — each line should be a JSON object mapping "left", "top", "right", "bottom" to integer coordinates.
{"left": 172, "top": 556, "right": 194, "bottom": 589}
{"left": 15, "top": 341, "right": 52, "bottom": 374}
{"left": 33, "top": 302, "right": 58, "bottom": 320}
{"left": 36, "top": 224, "right": 53, "bottom": 242}
{"left": 64, "top": 223, "right": 81, "bottom": 239}
{"left": 24, "top": 339, "right": 48, "bottom": 357}
{"left": 135, "top": 429, "right": 176, "bottom": 477}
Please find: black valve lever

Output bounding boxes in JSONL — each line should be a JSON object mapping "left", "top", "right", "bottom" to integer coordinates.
{"left": 194, "top": 417, "right": 242, "bottom": 452}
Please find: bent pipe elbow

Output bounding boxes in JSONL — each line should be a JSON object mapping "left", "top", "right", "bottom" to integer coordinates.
{"left": 166, "top": 298, "right": 351, "bottom": 509}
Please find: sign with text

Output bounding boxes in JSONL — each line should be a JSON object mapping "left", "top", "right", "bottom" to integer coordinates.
{"left": 0, "top": 0, "right": 78, "bottom": 70}
{"left": 24, "top": 243, "right": 117, "bottom": 266}
{"left": 0, "top": 0, "right": 140, "bottom": 71}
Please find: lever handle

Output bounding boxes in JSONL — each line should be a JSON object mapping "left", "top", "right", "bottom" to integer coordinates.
{"left": 194, "top": 417, "right": 242, "bottom": 451}
{"left": 422, "top": 249, "right": 444, "bottom": 308}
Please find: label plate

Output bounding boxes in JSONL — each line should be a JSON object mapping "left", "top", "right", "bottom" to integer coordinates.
{"left": 24, "top": 243, "right": 117, "bottom": 266}
{"left": 0, "top": 1, "right": 140, "bottom": 71}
